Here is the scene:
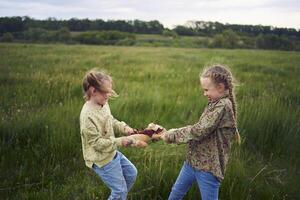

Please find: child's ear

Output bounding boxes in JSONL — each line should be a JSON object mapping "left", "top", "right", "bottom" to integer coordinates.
{"left": 217, "top": 83, "right": 225, "bottom": 92}
{"left": 89, "top": 86, "right": 96, "bottom": 94}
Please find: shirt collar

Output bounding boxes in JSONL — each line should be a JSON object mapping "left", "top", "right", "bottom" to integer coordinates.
{"left": 209, "top": 91, "right": 230, "bottom": 104}
{"left": 86, "top": 101, "right": 106, "bottom": 110}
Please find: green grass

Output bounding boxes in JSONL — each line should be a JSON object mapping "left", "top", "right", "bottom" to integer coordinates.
{"left": 0, "top": 43, "right": 300, "bottom": 199}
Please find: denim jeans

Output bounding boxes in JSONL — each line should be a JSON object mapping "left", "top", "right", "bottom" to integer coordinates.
{"left": 168, "top": 162, "right": 220, "bottom": 200}
{"left": 92, "top": 151, "right": 137, "bottom": 200}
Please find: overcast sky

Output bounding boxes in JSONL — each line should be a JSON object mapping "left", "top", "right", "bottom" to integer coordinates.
{"left": 1, "top": 0, "right": 299, "bottom": 29}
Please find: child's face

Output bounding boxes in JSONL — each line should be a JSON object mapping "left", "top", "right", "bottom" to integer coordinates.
{"left": 90, "top": 80, "right": 112, "bottom": 106}
{"left": 200, "top": 77, "right": 225, "bottom": 102}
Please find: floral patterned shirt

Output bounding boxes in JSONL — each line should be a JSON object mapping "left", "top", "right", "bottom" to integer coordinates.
{"left": 165, "top": 95, "right": 238, "bottom": 181}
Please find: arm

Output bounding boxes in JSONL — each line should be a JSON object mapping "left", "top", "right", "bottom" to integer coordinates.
{"left": 113, "top": 117, "right": 136, "bottom": 135}
{"left": 82, "top": 117, "right": 124, "bottom": 152}
{"left": 165, "top": 103, "right": 226, "bottom": 144}
{"left": 112, "top": 117, "right": 132, "bottom": 135}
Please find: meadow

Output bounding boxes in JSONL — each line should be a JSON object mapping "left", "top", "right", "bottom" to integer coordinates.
{"left": 0, "top": 43, "right": 300, "bottom": 199}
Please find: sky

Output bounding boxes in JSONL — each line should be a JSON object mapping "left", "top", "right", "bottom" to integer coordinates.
{"left": 0, "top": 0, "right": 299, "bottom": 29}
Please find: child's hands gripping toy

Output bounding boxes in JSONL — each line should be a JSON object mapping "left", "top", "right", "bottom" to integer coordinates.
{"left": 127, "top": 123, "right": 165, "bottom": 144}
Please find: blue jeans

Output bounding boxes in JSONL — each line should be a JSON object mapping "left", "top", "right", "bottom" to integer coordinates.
{"left": 92, "top": 151, "right": 137, "bottom": 200}
{"left": 168, "top": 162, "right": 220, "bottom": 200}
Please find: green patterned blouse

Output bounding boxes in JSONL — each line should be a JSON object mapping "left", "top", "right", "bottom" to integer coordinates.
{"left": 165, "top": 95, "right": 238, "bottom": 181}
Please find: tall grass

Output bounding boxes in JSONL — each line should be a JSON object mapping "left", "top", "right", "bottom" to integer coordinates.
{"left": 0, "top": 43, "right": 299, "bottom": 199}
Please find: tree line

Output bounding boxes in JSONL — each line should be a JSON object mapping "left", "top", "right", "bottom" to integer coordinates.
{"left": 0, "top": 16, "right": 164, "bottom": 34}
{"left": 174, "top": 21, "right": 300, "bottom": 37}
{"left": 1, "top": 17, "right": 299, "bottom": 37}
{"left": 0, "top": 16, "right": 299, "bottom": 51}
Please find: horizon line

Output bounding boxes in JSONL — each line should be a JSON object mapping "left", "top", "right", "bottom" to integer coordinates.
{"left": 1, "top": 15, "right": 299, "bottom": 31}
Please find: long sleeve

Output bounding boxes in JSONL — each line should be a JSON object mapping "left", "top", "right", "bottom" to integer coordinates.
{"left": 165, "top": 103, "right": 226, "bottom": 144}
{"left": 81, "top": 117, "right": 123, "bottom": 152}
{"left": 112, "top": 117, "right": 128, "bottom": 135}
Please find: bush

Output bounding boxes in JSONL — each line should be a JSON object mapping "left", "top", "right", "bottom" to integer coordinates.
{"left": 21, "top": 27, "right": 71, "bottom": 43}
{"left": 210, "top": 29, "right": 240, "bottom": 49}
{"left": 23, "top": 28, "right": 48, "bottom": 41}
{"left": 256, "top": 34, "right": 295, "bottom": 50}
{"left": 223, "top": 29, "right": 239, "bottom": 48}
{"left": 162, "top": 29, "right": 178, "bottom": 38}
{"left": 210, "top": 34, "right": 225, "bottom": 48}
{"left": 56, "top": 27, "right": 71, "bottom": 42}
{"left": 73, "top": 31, "right": 136, "bottom": 45}
{"left": 1, "top": 32, "right": 14, "bottom": 42}
{"left": 239, "top": 36, "right": 256, "bottom": 49}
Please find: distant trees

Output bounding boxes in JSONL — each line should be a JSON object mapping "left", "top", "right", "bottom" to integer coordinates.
{"left": 173, "top": 26, "right": 196, "bottom": 36}
{"left": 10, "top": 27, "right": 134, "bottom": 45}
{"left": 22, "top": 27, "right": 71, "bottom": 43}
{"left": 209, "top": 29, "right": 297, "bottom": 50}
{"left": 131, "top": 20, "right": 164, "bottom": 34}
{"left": 0, "top": 17, "right": 24, "bottom": 34}
{"left": 256, "top": 34, "right": 294, "bottom": 51}
{"left": 175, "top": 20, "right": 300, "bottom": 38}
{"left": 0, "top": 17, "right": 299, "bottom": 51}
{"left": 1, "top": 17, "right": 299, "bottom": 38}
{"left": 67, "top": 18, "right": 90, "bottom": 31}
{"left": 0, "top": 17, "right": 165, "bottom": 35}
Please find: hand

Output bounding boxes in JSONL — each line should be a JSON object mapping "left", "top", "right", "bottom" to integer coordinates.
{"left": 160, "top": 132, "right": 167, "bottom": 141}
{"left": 121, "top": 137, "right": 134, "bottom": 147}
{"left": 152, "top": 131, "right": 167, "bottom": 141}
{"left": 124, "top": 126, "right": 135, "bottom": 135}
{"left": 134, "top": 140, "right": 148, "bottom": 148}
{"left": 151, "top": 133, "right": 162, "bottom": 140}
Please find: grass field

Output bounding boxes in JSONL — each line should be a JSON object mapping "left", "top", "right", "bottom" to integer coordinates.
{"left": 0, "top": 43, "right": 300, "bottom": 199}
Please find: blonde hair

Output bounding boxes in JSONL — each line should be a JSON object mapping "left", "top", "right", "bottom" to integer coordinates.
{"left": 201, "top": 64, "right": 241, "bottom": 144}
{"left": 82, "top": 69, "right": 118, "bottom": 101}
